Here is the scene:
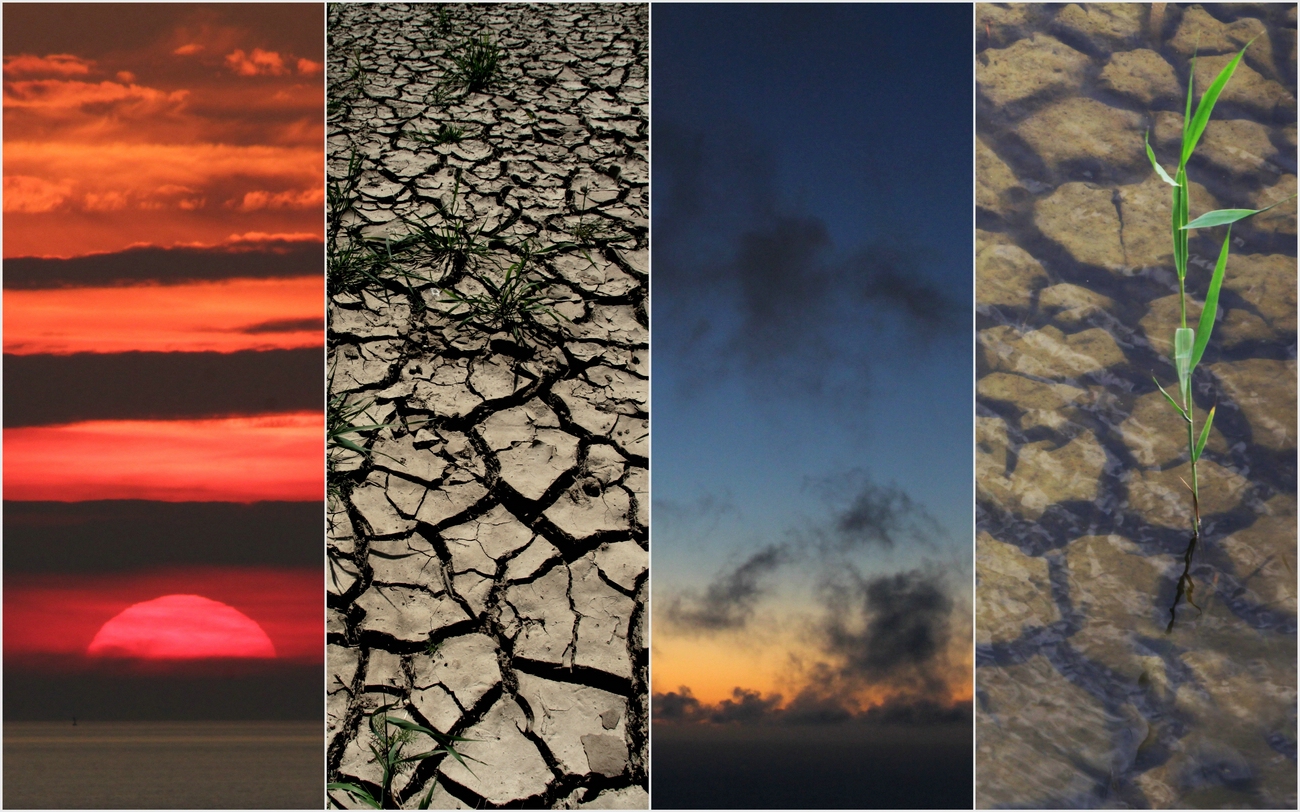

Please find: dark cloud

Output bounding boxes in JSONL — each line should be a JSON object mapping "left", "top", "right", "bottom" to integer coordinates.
{"left": 5, "top": 348, "right": 321, "bottom": 426}
{"left": 822, "top": 568, "right": 954, "bottom": 688}
{"left": 653, "top": 121, "right": 960, "bottom": 401}
{"left": 667, "top": 475, "right": 944, "bottom": 633}
{"left": 651, "top": 683, "right": 970, "bottom": 728}
{"left": 4, "top": 663, "right": 321, "bottom": 720}
{"left": 238, "top": 317, "right": 324, "bottom": 334}
{"left": 3, "top": 240, "right": 322, "bottom": 288}
{"left": 4, "top": 501, "right": 321, "bottom": 571}
{"left": 666, "top": 544, "right": 790, "bottom": 631}
{"left": 828, "top": 475, "right": 944, "bottom": 550}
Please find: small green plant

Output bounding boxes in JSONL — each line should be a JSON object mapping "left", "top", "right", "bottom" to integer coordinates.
{"left": 328, "top": 703, "right": 478, "bottom": 809}
{"left": 328, "top": 394, "right": 391, "bottom": 459}
{"left": 440, "top": 243, "right": 569, "bottom": 342}
{"left": 408, "top": 122, "right": 469, "bottom": 146}
{"left": 448, "top": 34, "right": 502, "bottom": 93}
{"left": 571, "top": 185, "right": 617, "bottom": 245}
{"left": 1144, "top": 41, "right": 1291, "bottom": 630}
{"left": 328, "top": 393, "right": 384, "bottom": 505}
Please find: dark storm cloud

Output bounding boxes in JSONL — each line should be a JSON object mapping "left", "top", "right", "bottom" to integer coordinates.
{"left": 665, "top": 544, "right": 790, "bottom": 631}
{"left": 4, "top": 501, "right": 321, "bottom": 571}
{"left": 668, "top": 474, "right": 944, "bottom": 633}
{"left": 4, "top": 348, "right": 320, "bottom": 426}
{"left": 828, "top": 475, "right": 944, "bottom": 551}
{"left": 3, "top": 241, "right": 322, "bottom": 288}
{"left": 821, "top": 568, "right": 953, "bottom": 686}
{"left": 654, "top": 122, "right": 960, "bottom": 398}
{"left": 4, "top": 663, "right": 321, "bottom": 720}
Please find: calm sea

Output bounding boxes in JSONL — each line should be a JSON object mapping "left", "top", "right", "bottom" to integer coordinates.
{"left": 3, "top": 721, "right": 320, "bottom": 809}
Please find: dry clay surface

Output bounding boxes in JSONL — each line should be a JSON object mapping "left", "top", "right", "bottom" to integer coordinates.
{"left": 326, "top": 5, "right": 647, "bottom": 808}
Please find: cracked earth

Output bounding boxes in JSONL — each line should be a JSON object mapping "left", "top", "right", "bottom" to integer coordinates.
{"left": 325, "top": 4, "right": 647, "bottom": 808}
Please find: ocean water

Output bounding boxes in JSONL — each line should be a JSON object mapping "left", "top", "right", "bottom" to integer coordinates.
{"left": 3, "top": 721, "right": 320, "bottom": 809}
{"left": 652, "top": 722, "right": 972, "bottom": 809}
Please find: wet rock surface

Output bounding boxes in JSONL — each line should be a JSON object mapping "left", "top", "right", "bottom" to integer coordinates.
{"left": 977, "top": 4, "right": 1295, "bottom": 809}
{"left": 326, "top": 5, "right": 647, "bottom": 808}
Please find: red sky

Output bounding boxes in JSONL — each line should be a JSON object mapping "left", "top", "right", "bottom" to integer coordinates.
{"left": 4, "top": 412, "right": 323, "bottom": 502}
{"left": 3, "top": 5, "right": 323, "bottom": 259}
{"left": 5, "top": 276, "right": 323, "bottom": 354}
{"left": 5, "top": 567, "right": 323, "bottom": 667}
{"left": 4, "top": 5, "right": 324, "bottom": 503}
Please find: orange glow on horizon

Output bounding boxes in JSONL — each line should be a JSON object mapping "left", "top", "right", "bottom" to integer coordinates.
{"left": 4, "top": 412, "right": 323, "bottom": 502}
{"left": 5, "top": 276, "right": 323, "bottom": 354}
{"left": 654, "top": 618, "right": 974, "bottom": 713}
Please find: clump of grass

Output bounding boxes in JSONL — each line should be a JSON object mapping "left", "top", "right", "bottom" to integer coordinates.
{"left": 441, "top": 243, "right": 568, "bottom": 342}
{"left": 447, "top": 34, "right": 502, "bottom": 93}
{"left": 430, "top": 4, "right": 456, "bottom": 39}
{"left": 409, "top": 122, "right": 469, "bottom": 146}
{"left": 328, "top": 703, "right": 478, "bottom": 809}
{"left": 1145, "top": 40, "right": 1291, "bottom": 631}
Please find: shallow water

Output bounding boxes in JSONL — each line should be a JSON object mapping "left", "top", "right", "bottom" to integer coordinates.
{"left": 976, "top": 4, "right": 1296, "bottom": 809}
{"left": 3, "top": 721, "right": 321, "bottom": 808}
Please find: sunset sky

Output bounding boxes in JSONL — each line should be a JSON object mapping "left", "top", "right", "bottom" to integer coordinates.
{"left": 3, "top": 3, "right": 323, "bottom": 721}
{"left": 652, "top": 5, "right": 972, "bottom": 808}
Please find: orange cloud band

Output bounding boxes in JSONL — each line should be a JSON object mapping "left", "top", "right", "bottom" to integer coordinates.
{"left": 4, "top": 412, "right": 323, "bottom": 502}
{"left": 4, "top": 276, "right": 323, "bottom": 354}
{"left": 4, "top": 140, "right": 321, "bottom": 214}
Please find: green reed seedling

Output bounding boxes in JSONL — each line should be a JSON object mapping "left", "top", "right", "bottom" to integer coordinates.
{"left": 1144, "top": 40, "right": 1291, "bottom": 629}
{"left": 328, "top": 703, "right": 478, "bottom": 809}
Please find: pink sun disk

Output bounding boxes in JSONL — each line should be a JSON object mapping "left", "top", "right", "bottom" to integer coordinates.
{"left": 87, "top": 594, "right": 277, "bottom": 660}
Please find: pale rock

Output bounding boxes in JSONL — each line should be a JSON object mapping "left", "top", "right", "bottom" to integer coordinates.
{"left": 1208, "top": 359, "right": 1297, "bottom": 452}
{"left": 976, "top": 532, "right": 1059, "bottom": 644}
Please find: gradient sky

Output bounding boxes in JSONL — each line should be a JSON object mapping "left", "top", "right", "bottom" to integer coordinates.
{"left": 651, "top": 0, "right": 972, "bottom": 766}
{"left": 3, "top": 3, "right": 322, "bottom": 721}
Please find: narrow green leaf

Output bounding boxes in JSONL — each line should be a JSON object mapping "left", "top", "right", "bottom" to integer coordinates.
{"left": 1174, "top": 327, "right": 1195, "bottom": 407}
{"left": 1190, "top": 226, "right": 1232, "bottom": 371}
{"left": 328, "top": 783, "right": 381, "bottom": 809}
{"left": 1145, "top": 132, "right": 1178, "bottom": 186}
{"left": 1153, "top": 377, "right": 1190, "bottom": 422}
{"left": 1181, "top": 52, "right": 1195, "bottom": 153}
{"left": 439, "top": 742, "right": 479, "bottom": 778}
{"left": 385, "top": 718, "right": 439, "bottom": 737}
{"left": 1193, "top": 405, "right": 1217, "bottom": 461}
{"left": 1182, "top": 196, "right": 1296, "bottom": 230}
{"left": 1181, "top": 42, "right": 1253, "bottom": 167}
{"left": 418, "top": 778, "right": 438, "bottom": 810}
{"left": 1171, "top": 182, "right": 1185, "bottom": 280}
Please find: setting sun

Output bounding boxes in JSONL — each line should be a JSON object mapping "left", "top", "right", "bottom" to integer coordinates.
{"left": 87, "top": 594, "right": 276, "bottom": 660}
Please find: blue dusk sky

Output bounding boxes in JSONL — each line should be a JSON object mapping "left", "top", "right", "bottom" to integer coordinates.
{"left": 650, "top": 6, "right": 972, "bottom": 806}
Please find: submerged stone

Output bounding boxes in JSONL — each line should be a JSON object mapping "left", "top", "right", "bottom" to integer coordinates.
{"left": 976, "top": 532, "right": 1060, "bottom": 644}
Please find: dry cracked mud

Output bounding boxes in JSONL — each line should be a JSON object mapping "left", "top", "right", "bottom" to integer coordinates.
{"left": 977, "top": 4, "right": 1295, "bottom": 809}
{"left": 325, "top": 5, "right": 647, "bottom": 808}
